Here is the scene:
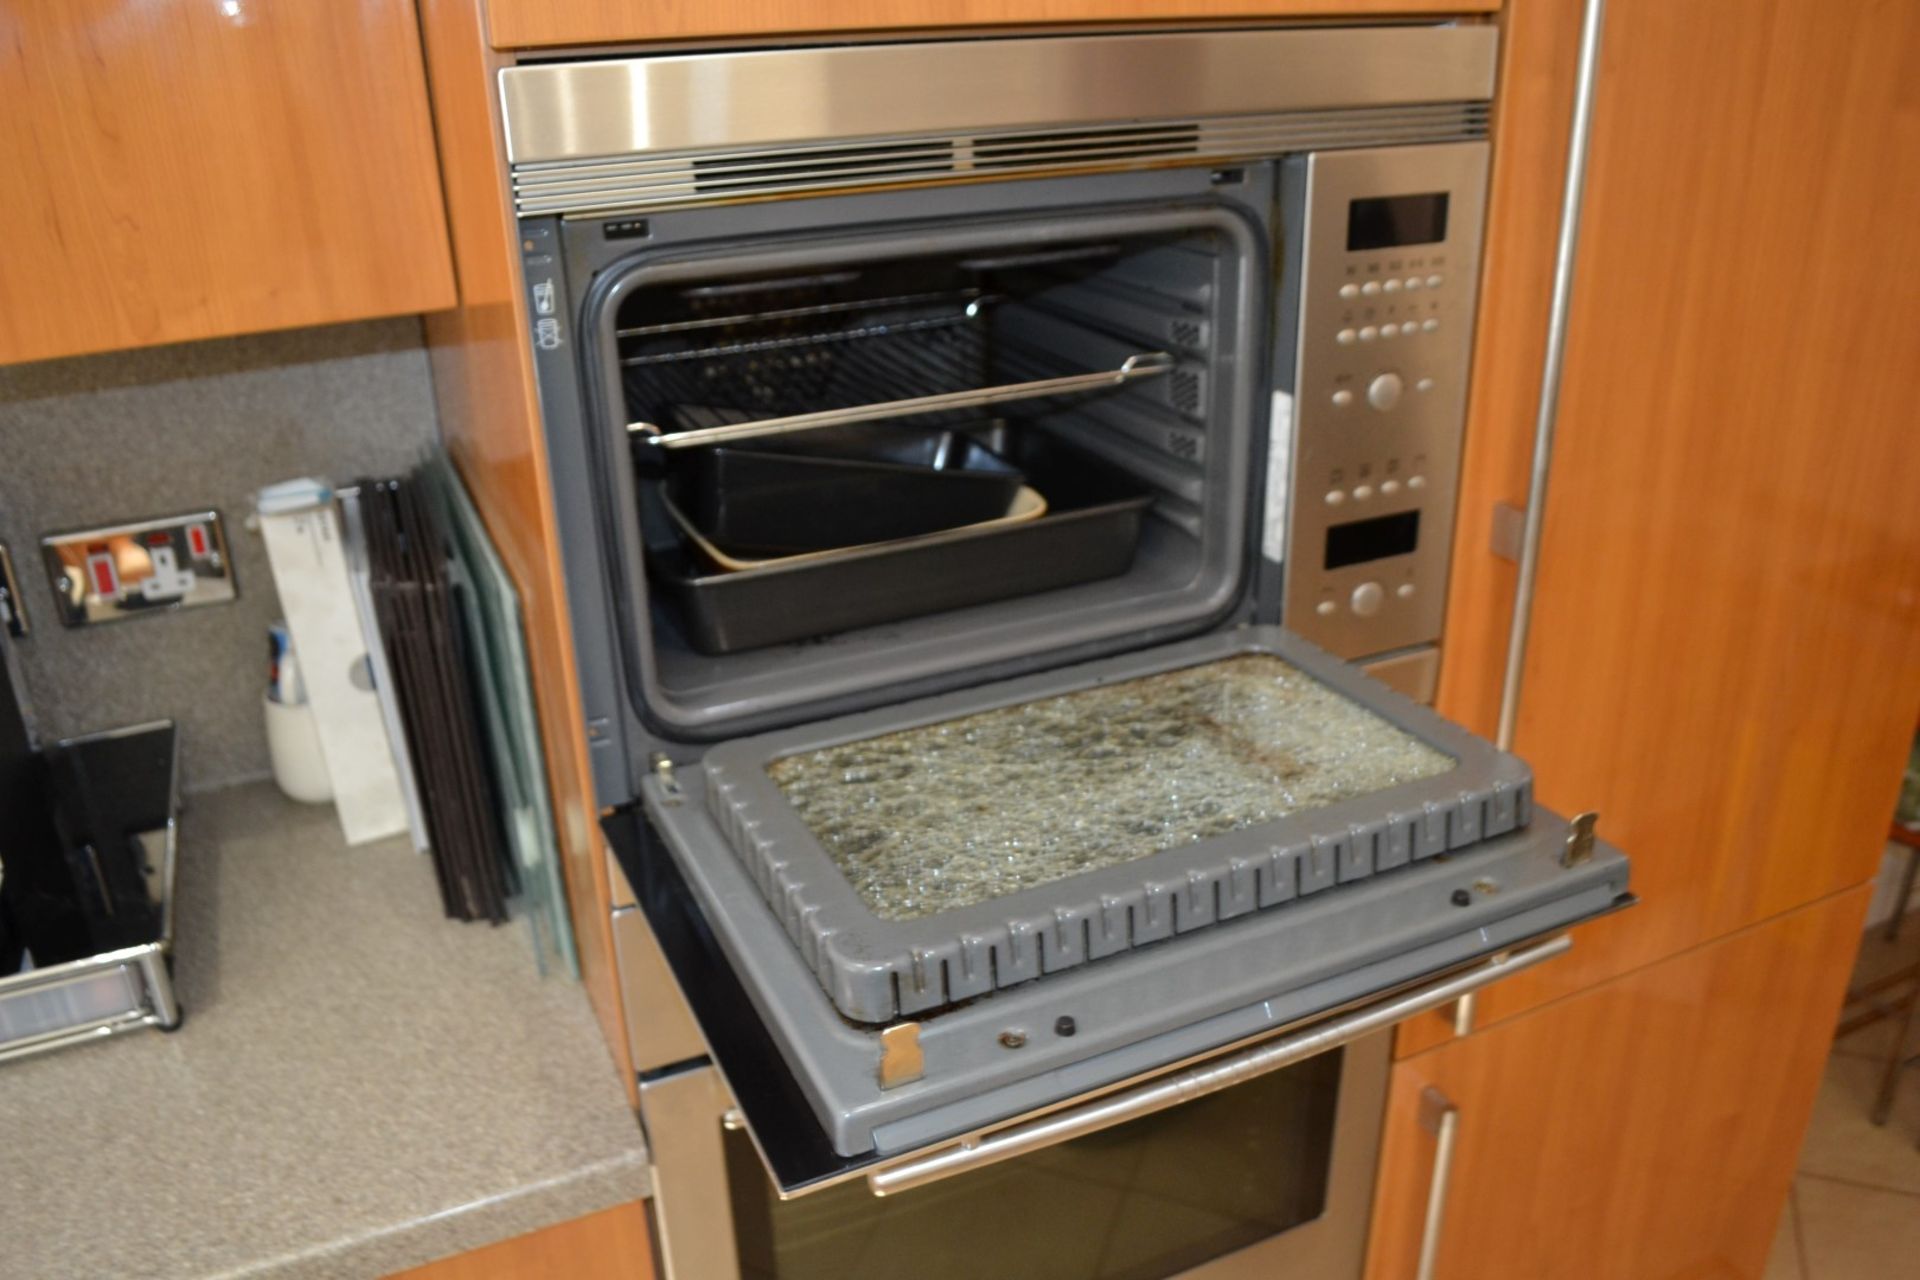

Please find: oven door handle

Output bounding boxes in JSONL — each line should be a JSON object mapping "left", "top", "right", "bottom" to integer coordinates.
{"left": 865, "top": 933, "right": 1570, "bottom": 1197}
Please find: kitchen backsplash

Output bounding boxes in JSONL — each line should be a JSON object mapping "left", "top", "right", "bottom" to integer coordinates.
{"left": 0, "top": 319, "right": 440, "bottom": 791}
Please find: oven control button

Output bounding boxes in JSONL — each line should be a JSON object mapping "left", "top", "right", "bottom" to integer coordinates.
{"left": 1406, "top": 276, "right": 1424, "bottom": 290}
{"left": 1350, "top": 581, "right": 1385, "bottom": 616}
{"left": 1397, "top": 582, "right": 1417, "bottom": 599}
{"left": 1316, "top": 599, "right": 1338, "bottom": 616}
{"left": 1367, "top": 372, "right": 1404, "bottom": 411}
{"left": 1331, "top": 389, "right": 1354, "bottom": 408}
{"left": 1325, "top": 489, "right": 1345, "bottom": 506}
{"left": 1339, "top": 283, "right": 1360, "bottom": 299}
{"left": 1352, "top": 484, "right": 1374, "bottom": 501}
{"left": 1407, "top": 474, "right": 1427, "bottom": 490}
{"left": 1426, "top": 274, "right": 1443, "bottom": 288}
{"left": 1383, "top": 278, "right": 1401, "bottom": 293}
{"left": 1362, "top": 281, "right": 1382, "bottom": 296}
{"left": 1359, "top": 326, "right": 1379, "bottom": 342}
{"left": 1337, "top": 328, "right": 1357, "bottom": 345}
{"left": 1422, "top": 318, "right": 1440, "bottom": 332}
{"left": 1380, "top": 478, "right": 1401, "bottom": 495}
{"left": 1416, "top": 377, "right": 1437, "bottom": 393}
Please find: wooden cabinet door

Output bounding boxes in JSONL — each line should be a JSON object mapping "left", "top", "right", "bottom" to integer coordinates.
{"left": 385, "top": 1202, "right": 653, "bottom": 1279}
{"left": 1424, "top": 0, "right": 1920, "bottom": 1048}
{"left": 0, "top": 0, "right": 455, "bottom": 365}
{"left": 1365, "top": 885, "right": 1868, "bottom": 1280}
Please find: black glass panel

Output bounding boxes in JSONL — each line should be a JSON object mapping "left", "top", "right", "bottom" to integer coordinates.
{"left": 1346, "top": 193, "right": 1450, "bottom": 251}
{"left": 1324, "top": 511, "right": 1420, "bottom": 570}
{"left": 727, "top": 1049, "right": 1343, "bottom": 1280}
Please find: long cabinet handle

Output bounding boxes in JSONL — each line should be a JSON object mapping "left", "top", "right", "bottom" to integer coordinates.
{"left": 866, "top": 933, "right": 1570, "bottom": 1197}
{"left": 1415, "top": 1086, "right": 1462, "bottom": 1280}
{"left": 1496, "top": 0, "right": 1610, "bottom": 751}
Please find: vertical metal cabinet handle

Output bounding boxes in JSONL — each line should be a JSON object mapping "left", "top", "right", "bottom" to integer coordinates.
{"left": 865, "top": 934, "right": 1570, "bottom": 1196}
{"left": 1496, "top": 0, "right": 1611, "bottom": 753}
{"left": 1415, "top": 1086, "right": 1462, "bottom": 1280}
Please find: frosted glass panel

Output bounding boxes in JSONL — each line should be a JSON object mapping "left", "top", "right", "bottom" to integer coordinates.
{"left": 767, "top": 654, "right": 1455, "bottom": 921}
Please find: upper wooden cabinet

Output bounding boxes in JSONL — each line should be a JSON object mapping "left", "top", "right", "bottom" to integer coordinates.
{"left": 1423, "top": 0, "right": 1920, "bottom": 1044}
{"left": 0, "top": 0, "right": 456, "bottom": 366}
{"left": 485, "top": 0, "right": 1497, "bottom": 50}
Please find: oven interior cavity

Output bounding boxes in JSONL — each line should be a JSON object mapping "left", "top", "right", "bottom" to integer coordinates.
{"left": 608, "top": 212, "right": 1257, "bottom": 737}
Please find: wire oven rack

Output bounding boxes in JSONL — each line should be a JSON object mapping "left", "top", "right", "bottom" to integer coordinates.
{"left": 618, "top": 290, "right": 1172, "bottom": 451}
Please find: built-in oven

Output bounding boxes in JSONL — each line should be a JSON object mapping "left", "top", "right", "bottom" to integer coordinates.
{"left": 510, "top": 23, "right": 1632, "bottom": 1280}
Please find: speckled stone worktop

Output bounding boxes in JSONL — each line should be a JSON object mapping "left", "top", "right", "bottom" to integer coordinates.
{"left": 0, "top": 783, "right": 649, "bottom": 1280}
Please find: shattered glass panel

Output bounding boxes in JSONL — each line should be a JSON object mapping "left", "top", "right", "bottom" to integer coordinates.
{"left": 767, "top": 654, "right": 1456, "bottom": 921}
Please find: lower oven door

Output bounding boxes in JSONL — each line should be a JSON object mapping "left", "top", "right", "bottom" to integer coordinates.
{"left": 643, "top": 1035, "right": 1389, "bottom": 1280}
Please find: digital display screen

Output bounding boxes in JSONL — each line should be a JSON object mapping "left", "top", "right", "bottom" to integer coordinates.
{"left": 1325, "top": 511, "right": 1421, "bottom": 569}
{"left": 1346, "top": 193, "right": 1451, "bottom": 252}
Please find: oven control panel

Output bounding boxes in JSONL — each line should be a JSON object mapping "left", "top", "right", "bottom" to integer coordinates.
{"left": 1275, "top": 141, "right": 1490, "bottom": 660}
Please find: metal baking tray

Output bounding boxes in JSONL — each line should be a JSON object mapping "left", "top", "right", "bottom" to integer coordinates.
{"left": 663, "top": 484, "right": 1047, "bottom": 573}
{"left": 702, "top": 628, "right": 1535, "bottom": 1023}
{"left": 664, "top": 436, "right": 1026, "bottom": 557}
{"left": 645, "top": 433, "right": 1152, "bottom": 654}
{"left": 0, "top": 721, "right": 182, "bottom": 1063}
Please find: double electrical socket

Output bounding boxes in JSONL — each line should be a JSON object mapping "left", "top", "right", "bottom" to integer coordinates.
{"left": 40, "top": 511, "right": 237, "bottom": 628}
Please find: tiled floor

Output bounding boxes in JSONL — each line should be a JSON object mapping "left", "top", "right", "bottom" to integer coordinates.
{"left": 1765, "top": 908, "right": 1920, "bottom": 1279}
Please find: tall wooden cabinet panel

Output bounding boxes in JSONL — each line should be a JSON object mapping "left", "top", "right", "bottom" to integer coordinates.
{"left": 1365, "top": 886, "right": 1870, "bottom": 1280}
{"left": 1424, "top": 0, "right": 1920, "bottom": 1043}
{"left": 412, "top": 0, "right": 636, "bottom": 1102}
{"left": 0, "top": 0, "right": 455, "bottom": 365}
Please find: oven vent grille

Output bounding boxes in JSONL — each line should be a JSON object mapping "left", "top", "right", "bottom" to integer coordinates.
{"left": 972, "top": 123, "right": 1203, "bottom": 169}
{"left": 510, "top": 103, "right": 1490, "bottom": 218}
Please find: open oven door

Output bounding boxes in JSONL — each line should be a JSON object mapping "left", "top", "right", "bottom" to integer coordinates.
{"left": 604, "top": 625, "right": 1630, "bottom": 1204}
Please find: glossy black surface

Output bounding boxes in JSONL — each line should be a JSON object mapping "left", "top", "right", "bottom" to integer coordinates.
{"left": 1, "top": 718, "right": 176, "bottom": 968}
{"left": 725, "top": 1048, "right": 1342, "bottom": 1280}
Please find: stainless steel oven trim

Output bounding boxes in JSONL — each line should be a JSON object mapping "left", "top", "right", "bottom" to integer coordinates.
{"left": 509, "top": 106, "right": 1491, "bottom": 218}
{"left": 865, "top": 933, "right": 1569, "bottom": 1195}
{"left": 500, "top": 26, "right": 1497, "bottom": 165}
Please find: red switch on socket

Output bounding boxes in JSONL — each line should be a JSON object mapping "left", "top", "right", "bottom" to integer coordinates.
{"left": 87, "top": 551, "right": 120, "bottom": 598}
{"left": 186, "top": 524, "right": 210, "bottom": 559}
